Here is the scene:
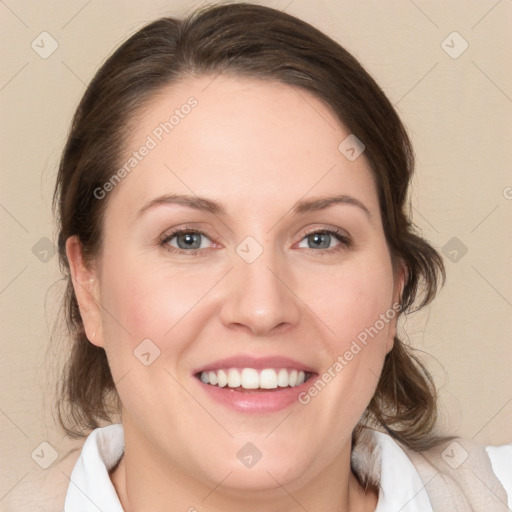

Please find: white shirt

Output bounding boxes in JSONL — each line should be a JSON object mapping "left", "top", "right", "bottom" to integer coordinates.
{"left": 64, "top": 424, "right": 512, "bottom": 511}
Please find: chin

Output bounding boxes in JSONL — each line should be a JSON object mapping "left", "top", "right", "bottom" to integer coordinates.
{"left": 215, "top": 461, "right": 307, "bottom": 495}
{"left": 201, "top": 442, "right": 312, "bottom": 494}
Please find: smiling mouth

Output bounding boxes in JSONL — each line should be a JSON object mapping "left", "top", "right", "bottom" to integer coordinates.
{"left": 195, "top": 367, "right": 314, "bottom": 392}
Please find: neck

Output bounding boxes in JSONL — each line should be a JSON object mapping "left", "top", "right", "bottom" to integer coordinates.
{"left": 110, "top": 418, "right": 378, "bottom": 512}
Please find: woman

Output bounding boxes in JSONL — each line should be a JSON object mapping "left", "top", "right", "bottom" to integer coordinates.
{"left": 52, "top": 3, "right": 511, "bottom": 511}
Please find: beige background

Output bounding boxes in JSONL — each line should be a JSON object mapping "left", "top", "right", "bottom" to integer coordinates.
{"left": 1, "top": 0, "right": 511, "bottom": 506}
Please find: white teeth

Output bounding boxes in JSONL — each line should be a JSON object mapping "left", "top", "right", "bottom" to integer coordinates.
{"left": 217, "top": 369, "right": 228, "bottom": 387}
{"left": 259, "top": 369, "right": 278, "bottom": 389}
{"left": 227, "top": 368, "right": 241, "bottom": 387}
{"left": 277, "top": 368, "right": 289, "bottom": 387}
{"left": 241, "top": 368, "right": 259, "bottom": 389}
{"left": 199, "top": 368, "right": 310, "bottom": 389}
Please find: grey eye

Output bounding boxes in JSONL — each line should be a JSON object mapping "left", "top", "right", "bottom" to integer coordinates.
{"left": 298, "top": 231, "right": 343, "bottom": 250}
{"left": 164, "top": 231, "right": 212, "bottom": 250}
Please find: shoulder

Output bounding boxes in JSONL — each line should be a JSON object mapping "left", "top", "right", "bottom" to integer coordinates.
{"left": 353, "top": 429, "right": 512, "bottom": 511}
{"left": 400, "top": 435, "right": 512, "bottom": 511}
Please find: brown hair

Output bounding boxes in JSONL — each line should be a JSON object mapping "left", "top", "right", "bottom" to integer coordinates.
{"left": 54, "top": 2, "right": 447, "bottom": 455}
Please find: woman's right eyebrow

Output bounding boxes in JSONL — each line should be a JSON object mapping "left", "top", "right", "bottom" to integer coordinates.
{"left": 136, "top": 194, "right": 225, "bottom": 217}
{"left": 136, "top": 193, "right": 371, "bottom": 221}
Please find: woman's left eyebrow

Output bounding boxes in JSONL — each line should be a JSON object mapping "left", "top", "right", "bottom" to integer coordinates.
{"left": 291, "top": 194, "right": 371, "bottom": 220}
{"left": 136, "top": 193, "right": 371, "bottom": 220}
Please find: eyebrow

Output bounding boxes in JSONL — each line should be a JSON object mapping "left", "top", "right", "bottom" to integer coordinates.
{"left": 136, "top": 193, "right": 371, "bottom": 220}
{"left": 137, "top": 194, "right": 224, "bottom": 217}
{"left": 292, "top": 194, "right": 371, "bottom": 219}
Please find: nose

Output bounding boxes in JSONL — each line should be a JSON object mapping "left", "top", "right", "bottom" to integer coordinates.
{"left": 219, "top": 247, "right": 301, "bottom": 337}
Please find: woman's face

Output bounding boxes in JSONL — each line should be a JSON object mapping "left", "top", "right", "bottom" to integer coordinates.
{"left": 71, "top": 75, "right": 403, "bottom": 492}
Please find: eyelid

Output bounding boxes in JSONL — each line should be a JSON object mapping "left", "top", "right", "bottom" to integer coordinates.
{"left": 159, "top": 223, "right": 352, "bottom": 255}
{"left": 294, "top": 225, "right": 352, "bottom": 252}
{"left": 159, "top": 224, "right": 221, "bottom": 253}
{"left": 298, "top": 224, "right": 350, "bottom": 240}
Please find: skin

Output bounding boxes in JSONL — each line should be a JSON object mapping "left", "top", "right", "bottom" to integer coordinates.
{"left": 67, "top": 74, "right": 405, "bottom": 512}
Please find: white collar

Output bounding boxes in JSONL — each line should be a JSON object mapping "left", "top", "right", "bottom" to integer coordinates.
{"left": 64, "top": 423, "right": 432, "bottom": 512}
{"left": 371, "top": 430, "right": 432, "bottom": 511}
{"left": 65, "top": 423, "right": 125, "bottom": 512}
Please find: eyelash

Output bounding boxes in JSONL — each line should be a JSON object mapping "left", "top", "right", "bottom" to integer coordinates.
{"left": 159, "top": 225, "right": 351, "bottom": 256}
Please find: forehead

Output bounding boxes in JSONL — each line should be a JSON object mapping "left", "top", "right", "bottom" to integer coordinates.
{"left": 108, "top": 74, "right": 379, "bottom": 223}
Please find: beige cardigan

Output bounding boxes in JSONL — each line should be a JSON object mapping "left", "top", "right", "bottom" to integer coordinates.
{"left": 351, "top": 428, "right": 509, "bottom": 511}
{"left": 403, "top": 438, "right": 509, "bottom": 511}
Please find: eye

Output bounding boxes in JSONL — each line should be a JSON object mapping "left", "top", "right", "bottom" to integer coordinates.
{"left": 297, "top": 228, "right": 351, "bottom": 253}
{"left": 159, "top": 226, "right": 351, "bottom": 255}
{"left": 160, "top": 228, "right": 215, "bottom": 254}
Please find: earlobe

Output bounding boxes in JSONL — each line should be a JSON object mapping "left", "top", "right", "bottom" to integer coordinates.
{"left": 65, "top": 236, "right": 104, "bottom": 347}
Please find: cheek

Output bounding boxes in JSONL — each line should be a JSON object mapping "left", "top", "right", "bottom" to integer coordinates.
{"left": 98, "top": 252, "right": 219, "bottom": 350}
{"left": 95, "top": 257, "right": 213, "bottom": 409}
{"left": 303, "top": 252, "right": 395, "bottom": 351}
{"left": 296, "top": 250, "right": 396, "bottom": 426}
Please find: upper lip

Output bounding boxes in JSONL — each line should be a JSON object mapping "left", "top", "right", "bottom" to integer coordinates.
{"left": 193, "top": 354, "right": 317, "bottom": 375}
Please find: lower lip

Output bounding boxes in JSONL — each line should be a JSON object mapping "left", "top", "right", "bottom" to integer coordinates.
{"left": 195, "top": 376, "right": 316, "bottom": 413}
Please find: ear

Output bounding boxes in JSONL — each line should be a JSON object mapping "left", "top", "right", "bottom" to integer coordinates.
{"left": 66, "top": 235, "right": 104, "bottom": 347}
{"left": 385, "top": 259, "right": 408, "bottom": 353}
